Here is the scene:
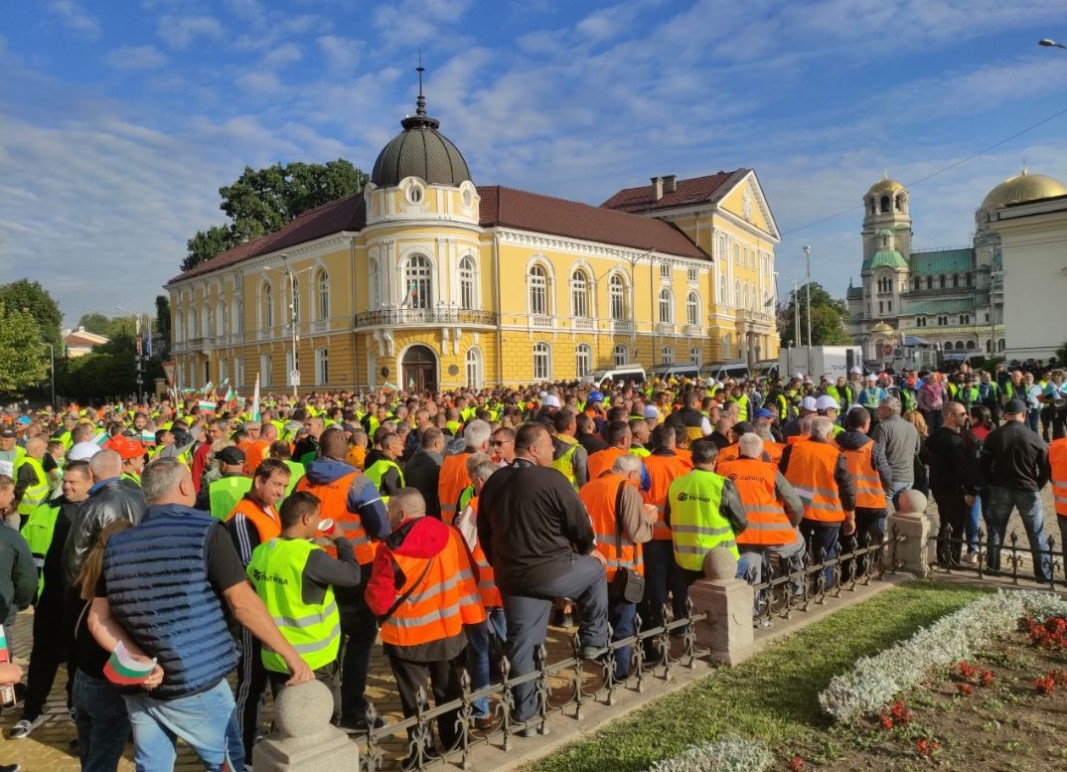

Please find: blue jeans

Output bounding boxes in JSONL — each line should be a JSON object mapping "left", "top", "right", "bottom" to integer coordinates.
{"left": 642, "top": 539, "right": 689, "bottom": 631}
{"left": 1027, "top": 410, "right": 1040, "bottom": 433}
{"left": 985, "top": 487, "right": 1051, "bottom": 582}
{"left": 800, "top": 520, "right": 840, "bottom": 588}
{"left": 965, "top": 495, "right": 983, "bottom": 554}
{"left": 123, "top": 678, "right": 242, "bottom": 772}
{"left": 466, "top": 607, "right": 507, "bottom": 719}
{"left": 608, "top": 595, "right": 637, "bottom": 681}
{"left": 888, "top": 481, "right": 912, "bottom": 510}
{"left": 73, "top": 670, "right": 130, "bottom": 772}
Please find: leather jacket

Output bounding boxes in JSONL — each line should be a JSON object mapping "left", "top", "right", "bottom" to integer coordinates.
{"left": 62, "top": 477, "right": 146, "bottom": 590}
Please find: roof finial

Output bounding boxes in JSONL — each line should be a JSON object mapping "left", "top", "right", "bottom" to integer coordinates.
{"left": 1021, "top": 159, "right": 1028, "bottom": 176}
{"left": 416, "top": 50, "right": 426, "bottom": 117}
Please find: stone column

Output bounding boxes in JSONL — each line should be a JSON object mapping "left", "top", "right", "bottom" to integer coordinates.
{"left": 253, "top": 680, "right": 356, "bottom": 771}
{"left": 686, "top": 547, "right": 756, "bottom": 666}
{"left": 887, "top": 489, "right": 931, "bottom": 578}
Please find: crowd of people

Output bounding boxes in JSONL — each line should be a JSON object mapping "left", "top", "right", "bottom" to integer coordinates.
{"left": 0, "top": 356, "right": 1065, "bottom": 771}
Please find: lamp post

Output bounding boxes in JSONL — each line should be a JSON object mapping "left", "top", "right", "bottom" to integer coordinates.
{"left": 45, "top": 342, "right": 55, "bottom": 410}
{"left": 803, "top": 245, "right": 813, "bottom": 375}
{"left": 273, "top": 257, "right": 314, "bottom": 399}
{"left": 1039, "top": 38, "right": 1067, "bottom": 49}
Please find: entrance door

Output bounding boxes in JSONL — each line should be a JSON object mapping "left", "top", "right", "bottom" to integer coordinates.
{"left": 402, "top": 345, "right": 438, "bottom": 392}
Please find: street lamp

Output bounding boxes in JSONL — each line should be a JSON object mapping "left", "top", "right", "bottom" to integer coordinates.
{"left": 802, "top": 245, "right": 813, "bottom": 374}
{"left": 45, "top": 343, "right": 55, "bottom": 411}
{"left": 1039, "top": 38, "right": 1067, "bottom": 49}
{"left": 272, "top": 256, "right": 315, "bottom": 399}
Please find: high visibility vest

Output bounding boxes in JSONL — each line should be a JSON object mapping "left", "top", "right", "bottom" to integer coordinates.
{"left": 296, "top": 471, "right": 376, "bottom": 564}
{"left": 120, "top": 471, "right": 141, "bottom": 487}
{"left": 1050, "top": 438, "right": 1067, "bottom": 518}
{"left": 364, "top": 458, "right": 405, "bottom": 503}
{"left": 587, "top": 447, "right": 625, "bottom": 482}
{"left": 841, "top": 441, "right": 886, "bottom": 509}
{"left": 245, "top": 440, "right": 271, "bottom": 476}
{"left": 734, "top": 394, "right": 749, "bottom": 422}
{"left": 247, "top": 538, "right": 341, "bottom": 672}
{"left": 20, "top": 500, "right": 61, "bottom": 598}
{"left": 764, "top": 441, "right": 785, "bottom": 467}
{"left": 668, "top": 469, "right": 739, "bottom": 569}
{"left": 283, "top": 459, "right": 305, "bottom": 496}
{"left": 580, "top": 473, "right": 643, "bottom": 581}
{"left": 227, "top": 497, "right": 282, "bottom": 547}
{"left": 643, "top": 453, "right": 693, "bottom": 541}
{"left": 464, "top": 496, "right": 501, "bottom": 608}
{"left": 438, "top": 453, "right": 472, "bottom": 525}
{"left": 717, "top": 443, "right": 742, "bottom": 466}
{"left": 379, "top": 526, "right": 485, "bottom": 648}
{"left": 551, "top": 436, "right": 580, "bottom": 487}
{"left": 783, "top": 441, "right": 845, "bottom": 523}
{"left": 716, "top": 458, "right": 795, "bottom": 547}
{"left": 208, "top": 476, "right": 253, "bottom": 521}
{"left": 16, "top": 457, "right": 50, "bottom": 517}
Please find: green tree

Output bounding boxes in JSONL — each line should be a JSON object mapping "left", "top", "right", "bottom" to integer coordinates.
{"left": 181, "top": 159, "right": 368, "bottom": 272}
{"left": 0, "top": 301, "right": 48, "bottom": 395}
{"left": 777, "top": 282, "right": 852, "bottom": 347}
{"left": 155, "top": 294, "right": 171, "bottom": 354}
{"left": 77, "top": 312, "right": 112, "bottom": 335}
{"left": 0, "top": 279, "right": 62, "bottom": 349}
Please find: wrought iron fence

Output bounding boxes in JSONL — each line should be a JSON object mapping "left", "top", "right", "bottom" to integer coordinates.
{"left": 925, "top": 523, "right": 1065, "bottom": 590}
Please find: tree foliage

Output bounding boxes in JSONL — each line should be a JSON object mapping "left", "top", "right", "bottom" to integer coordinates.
{"left": 181, "top": 159, "right": 368, "bottom": 272}
{"left": 155, "top": 295, "right": 171, "bottom": 355}
{"left": 0, "top": 301, "right": 48, "bottom": 395}
{"left": 77, "top": 312, "right": 112, "bottom": 335}
{"left": 0, "top": 279, "right": 62, "bottom": 349}
{"left": 56, "top": 352, "right": 163, "bottom": 403}
{"left": 777, "top": 282, "right": 852, "bottom": 347}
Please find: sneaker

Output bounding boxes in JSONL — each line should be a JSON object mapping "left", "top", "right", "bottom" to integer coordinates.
{"left": 580, "top": 644, "right": 609, "bottom": 661}
{"left": 8, "top": 716, "right": 46, "bottom": 740}
{"left": 963, "top": 552, "right": 978, "bottom": 565}
{"left": 0, "top": 764, "right": 21, "bottom": 772}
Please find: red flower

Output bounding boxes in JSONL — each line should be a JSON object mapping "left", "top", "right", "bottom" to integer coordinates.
{"left": 916, "top": 739, "right": 930, "bottom": 756}
{"left": 958, "top": 660, "right": 977, "bottom": 678}
{"left": 881, "top": 717, "right": 894, "bottom": 730}
{"left": 980, "top": 671, "right": 995, "bottom": 687}
{"left": 957, "top": 683, "right": 973, "bottom": 696}
{"left": 787, "top": 756, "right": 804, "bottom": 771}
{"left": 1034, "top": 674, "right": 1056, "bottom": 695}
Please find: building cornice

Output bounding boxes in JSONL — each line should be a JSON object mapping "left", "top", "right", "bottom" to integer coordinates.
{"left": 491, "top": 227, "right": 709, "bottom": 266}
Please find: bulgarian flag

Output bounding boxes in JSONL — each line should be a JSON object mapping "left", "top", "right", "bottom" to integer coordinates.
{"left": 140, "top": 430, "right": 157, "bottom": 447}
{"left": 92, "top": 430, "right": 110, "bottom": 446}
{"left": 199, "top": 400, "right": 217, "bottom": 417}
{"left": 202, "top": 380, "right": 215, "bottom": 398}
{"left": 251, "top": 374, "right": 261, "bottom": 423}
{"left": 0, "top": 623, "right": 9, "bottom": 663}
{"left": 104, "top": 640, "right": 157, "bottom": 686}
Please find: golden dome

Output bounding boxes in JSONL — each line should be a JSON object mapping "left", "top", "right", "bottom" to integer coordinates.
{"left": 979, "top": 171, "right": 1067, "bottom": 212}
{"left": 868, "top": 178, "right": 905, "bottom": 196}
{"left": 870, "top": 321, "right": 894, "bottom": 334}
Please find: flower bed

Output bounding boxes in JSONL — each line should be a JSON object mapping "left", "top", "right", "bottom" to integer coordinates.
{"left": 818, "top": 589, "right": 1067, "bottom": 722}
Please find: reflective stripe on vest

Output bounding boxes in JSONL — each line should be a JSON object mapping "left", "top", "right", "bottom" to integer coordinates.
{"left": 668, "top": 469, "right": 739, "bottom": 569}
{"left": 438, "top": 453, "right": 472, "bottom": 525}
{"left": 716, "top": 458, "right": 796, "bottom": 547}
{"left": 17, "top": 457, "right": 50, "bottom": 516}
{"left": 247, "top": 538, "right": 341, "bottom": 672}
{"left": 209, "top": 476, "right": 253, "bottom": 521}
{"left": 580, "top": 473, "right": 643, "bottom": 581}
{"left": 841, "top": 441, "right": 887, "bottom": 509}
{"left": 465, "top": 496, "right": 502, "bottom": 608}
{"left": 783, "top": 441, "right": 845, "bottom": 523}
{"left": 296, "top": 471, "right": 376, "bottom": 564}
{"left": 1050, "top": 439, "right": 1067, "bottom": 517}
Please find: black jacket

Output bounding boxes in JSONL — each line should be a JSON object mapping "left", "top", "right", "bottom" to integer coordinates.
{"left": 922, "top": 427, "right": 980, "bottom": 498}
{"left": 979, "top": 421, "right": 1049, "bottom": 492}
{"left": 62, "top": 478, "right": 146, "bottom": 590}
{"left": 404, "top": 449, "right": 443, "bottom": 518}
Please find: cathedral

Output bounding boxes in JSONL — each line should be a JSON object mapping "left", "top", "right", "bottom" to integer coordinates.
{"left": 846, "top": 171, "right": 1067, "bottom": 363}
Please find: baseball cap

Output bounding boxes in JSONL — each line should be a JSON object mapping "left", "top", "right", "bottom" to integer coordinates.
{"left": 543, "top": 394, "right": 562, "bottom": 409}
{"left": 815, "top": 395, "right": 840, "bottom": 411}
{"left": 800, "top": 396, "right": 818, "bottom": 412}
{"left": 1003, "top": 397, "right": 1027, "bottom": 415}
{"left": 0, "top": 427, "right": 15, "bottom": 439}
{"left": 216, "top": 446, "right": 246, "bottom": 465}
{"left": 68, "top": 441, "right": 101, "bottom": 461}
{"left": 754, "top": 408, "right": 775, "bottom": 419}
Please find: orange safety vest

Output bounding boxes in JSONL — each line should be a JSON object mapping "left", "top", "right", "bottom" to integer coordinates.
{"left": 674, "top": 448, "right": 693, "bottom": 468}
{"left": 296, "top": 471, "right": 376, "bottom": 564}
{"left": 786, "top": 434, "right": 809, "bottom": 445}
{"left": 643, "top": 453, "right": 692, "bottom": 540}
{"left": 717, "top": 443, "right": 741, "bottom": 466}
{"left": 245, "top": 440, "right": 271, "bottom": 476}
{"left": 841, "top": 441, "right": 887, "bottom": 509}
{"left": 465, "top": 496, "right": 502, "bottom": 608}
{"left": 587, "top": 447, "right": 625, "bottom": 482}
{"left": 764, "top": 441, "right": 785, "bottom": 467}
{"left": 716, "top": 458, "right": 796, "bottom": 547}
{"left": 379, "top": 526, "right": 485, "bottom": 648}
{"left": 227, "top": 496, "right": 282, "bottom": 547}
{"left": 1050, "top": 438, "right": 1067, "bottom": 518}
{"left": 580, "top": 473, "right": 643, "bottom": 581}
{"left": 438, "top": 452, "right": 472, "bottom": 525}
{"left": 783, "top": 441, "right": 845, "bottom": 523}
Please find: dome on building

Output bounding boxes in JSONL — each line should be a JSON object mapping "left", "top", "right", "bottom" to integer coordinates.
{"left": 868, "top": 178, "right": 905, "bottom": 196}
{"left": 370, "top": 86, "right": 471, "bottom": 188}
{"left": 979, "top": 171, "right": 1067, "bottom": 213}
{"left": 870, "top": 321, "right": 894, "bottom": 334}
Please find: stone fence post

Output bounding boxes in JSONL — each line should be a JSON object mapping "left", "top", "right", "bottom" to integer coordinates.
{"left": 887, "top": 489, "right": 931, "bottom": 578}
{"left": 253, "top": 680, "right": 356, "bottom": 771}
{"left": 686, "top": 547, "right": 756, "bottom": 666}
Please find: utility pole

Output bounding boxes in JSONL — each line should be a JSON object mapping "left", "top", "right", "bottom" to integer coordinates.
{"left": 803, "top": 245, "right": 813, "bottom": 375}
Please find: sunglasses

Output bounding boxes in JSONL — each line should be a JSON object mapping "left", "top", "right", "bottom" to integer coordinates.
{"left": 491, "top": 439, "right": 512, "bottom": 446}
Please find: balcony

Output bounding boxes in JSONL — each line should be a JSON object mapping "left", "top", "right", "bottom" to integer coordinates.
{"left": 353, "top": 308, "right": 499, "bottom": 328}
{"left": 310, "top": 319, "right": 329, "bottom": 334}
{"left": 684, "top": 324, "right": 703, "bottom": 337}
{"left": 610, "top": 319, "right": 634, "bottom": 333}
{"left": 572, "top": 317, "right": 595, "bottom": 330}
{"left": 531, "top": 314, "right": 553, "bottom": 328}
{"left": 257, "top": 328, "right": 272, "bottom": 341}
{"left": 735, "top": 309, "right": 775, "bottom": 327}
{"left": 656, "top": 322, "right": 676, "bottom": 335}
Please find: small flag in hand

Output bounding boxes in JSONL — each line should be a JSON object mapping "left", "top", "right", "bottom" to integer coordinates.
{"left": 198, "top": 400, "right": 217, "bottom": 416}
{"left": 140, "top": 429, "right": 157, "bottom": 447}
{"left": 104, "top": 641, "right": 157, "bottom": 686}
{"left": 0, "top": 624, "right": 9, "bottom": 663}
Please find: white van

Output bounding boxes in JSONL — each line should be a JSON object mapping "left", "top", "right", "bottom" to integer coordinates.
{"left": 582, "top": 364, "right": 648, "bottom": 386}
{"left": 649, "top": 364, "right": 702, "bottom": 381}
{"left": 702, "top": 360, "right": 751, "bottom": 383}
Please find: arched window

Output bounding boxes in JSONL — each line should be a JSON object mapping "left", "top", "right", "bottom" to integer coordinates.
{"left": 317, "top": 270, "right": 330, "bottom": 320}
{"left": 528, "top": 264, "right": 548, "bottom": 316}
{"left": 570, "top": 269, "right": 590, "bottom": 318}
{"left": 176, "top": 306, "right": 185, "bottom": 342}
{"left": 403, "top": 254, "right": 433, "bottom": 309}
{"left": 315, "top": 347, "right": 329, "bottom": 384}
{"left": 966, "top": 272, "right": 973, "bottom": 287}
{"left": 913, "top": 277, "right": 921, "bottom": 291}
{"left": 939, "top": 274, "right": 946, "bottom": 289}
{"left": 686, "top": 291, "right": 699, "bottom": 326}
{"left": 998, "top": 338, "right": 1005, "bottom": 352}
{"left": 233, "top": 297, "right": 243, "bottom": 334}
{"left": 261, "top": 284, "right": 273, "bottom": 329}
{"left": 201, "top": 305, "right": 210, "bottom": 338}
{"left": 661, "top": 346, "right": 674, "bottom": 364}
{"left": 613, "top": 344, "right": 627, "bottom": 366}
{"left": 689, "top": 346, "right": 702, "bottom": 367}
{"left": 966, "top": 340, "right": 976, "bottom": 350}
{"left": 533, "top": 342, "right": 551, "bottom": 380}
{"left": 720, "top": 271, "right": 728, "bottom": 306}
{"left": 218, "top": 299, "right": 228, "bottom": 335}
{"left": 953, "top": 274, "right": 959, "bottom": 288}
{"left": 880, "top": 195, "right": 890, "bottom": 213}
{"left": 609, "top": 273, "right": 626, "bottom": 320}
{"left": 459, "top": 256, "right": 477, "bottom": 310}
{"left": 926, "top": 276, "right": 933, "bottom": 290}
{"left": 658, "top": 288, "right": 673, "bottom": 323}
{"left": 734, "top": 281, "right": 741, "bottom": 306}
{"left": 575, "top": 344, "right": 591, "bottom": 378}
{"left": 259, "top": 353, "right": 272, "bottom": 387}
{"left": 368, "top": 259, "right": 381, "bottom": 310}
{"left": 465, "top": 347, "right": 483, "bottom": 387}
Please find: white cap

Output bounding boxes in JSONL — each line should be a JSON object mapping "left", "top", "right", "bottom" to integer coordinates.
{"left": 800, "top": 396, "right": 818, "bottom": 412}
{"left": 68, "top": 441, "right": 101, "bottom": 461}
{"left": 815, "top": 395, "right": 840, "bottom": 411}
{"left": 543, "top": 394, "right": 561, "bottom": 408}
{"left": 643, "top": 405, "right": 659, "bottom": 419}
{"left": 850, "top": 366, "right": 863, "bottom": 375}
{"left": 866, "top": 374, "right": 878, "bottom": 382}
{"left": 794, "top": 371, "right": 804, "bottom": 380}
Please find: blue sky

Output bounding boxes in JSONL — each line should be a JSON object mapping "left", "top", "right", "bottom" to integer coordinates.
{"left": 4, "top": 0, "right": 1067, "bottom": 326}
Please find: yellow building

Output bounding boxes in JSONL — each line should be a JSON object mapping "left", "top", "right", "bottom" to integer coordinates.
{"left": 167, "top": 92, "right": 780, "bottom": 391}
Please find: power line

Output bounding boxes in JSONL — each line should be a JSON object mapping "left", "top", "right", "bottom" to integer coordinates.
{"left": 783, "top": 104, "right": 1067, "bottom": 236}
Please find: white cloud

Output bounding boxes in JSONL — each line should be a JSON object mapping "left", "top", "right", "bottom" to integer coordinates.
{"left": 47, "top": 0, "right": 101, "bottom": 39}
{"left": 235, "top": 71, "right": 282, "bottom": 94}
{"left": 318, "top": 35, "right": 363, "bottom": 72}
{"left": 261, "top": 42, "right": 302, "bottom": 70}
{"left": 373, "top": 0, "right": 475, "bottom": 48}
{"left": 105, "top": 45, "right": 167, "bottom": 70}
{"left": 157, "top": 14, "right": 224, "bottom": 50}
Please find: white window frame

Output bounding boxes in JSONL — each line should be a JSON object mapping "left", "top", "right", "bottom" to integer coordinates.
{"left": 403, "top": 254, "right": 433, "bottom": 309}
{"left": 658, "top": 287, "right": 673, "bottom": 324}
{"left": 315, "top": 347, "right": 329, "bottom": 385}
{"left": 533, "top": 342, "right": 551, "bottom": 380}
{"left": 459, "top": 256, "right": 477, "bottom": 311}
{"left": 570, "top": 270, "right": 590, "bottom": 318}
{"left": 575, "top": 343, "right": 591, "bottom": 378}
{"left": 528, "top": 264, "right": 549, "bottom": 317}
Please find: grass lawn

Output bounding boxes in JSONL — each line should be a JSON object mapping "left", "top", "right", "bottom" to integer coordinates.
{"left": 527, "top": 580, "right": 994, "bottom": 772}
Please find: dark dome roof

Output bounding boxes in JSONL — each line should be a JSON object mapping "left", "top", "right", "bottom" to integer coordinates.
{"left": 370, "top": 93, "right": 471, "bottom": 188}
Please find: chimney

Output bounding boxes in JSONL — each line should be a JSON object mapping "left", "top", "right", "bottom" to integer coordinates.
{"left": 663, "top": 174, "right": 677, "bottom": 194}
{"left": 651, "top": 176, "right": 663, "bottom": 201}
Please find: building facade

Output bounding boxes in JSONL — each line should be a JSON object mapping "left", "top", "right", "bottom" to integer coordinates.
{"left": 846, "top": 171, "right": 1067, "bottom": 363}
{"left": 167, "top": 93, "right": 780, "bottom": 392}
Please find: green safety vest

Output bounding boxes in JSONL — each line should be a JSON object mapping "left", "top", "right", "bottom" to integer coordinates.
{"left": 17, "top": 457, "right": 50, "bottom": 517}
{"left": 732, "top": 394, "right": 749, "bottom": 422}
{"left": 363, "top": 458, "right": 404, "bottom": 503}
{"left": 630, "top": 446, "right": 651, "bottom": 459}
{"left": 551, "top": 437, "right": 579, "bottom": 488}
{"left": 457, "top": 484, "right": 474, "bottom": 514}
{"left": 20, "top": 500, "right": 61, "bottom": 599}
{"left": 208, "top": 475, "right": 253, "bottom": 520}
{"left": 120, "top": 472, "right": 141, "bottom": 487}
{"left": 668, "top": 469, "right": 739, "bottom": 569}
{"left": 248, "top": 538, "right": 341, "bottom": 672}
{"left": 284, "top": 459, "right": 305, "bottom": 496}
